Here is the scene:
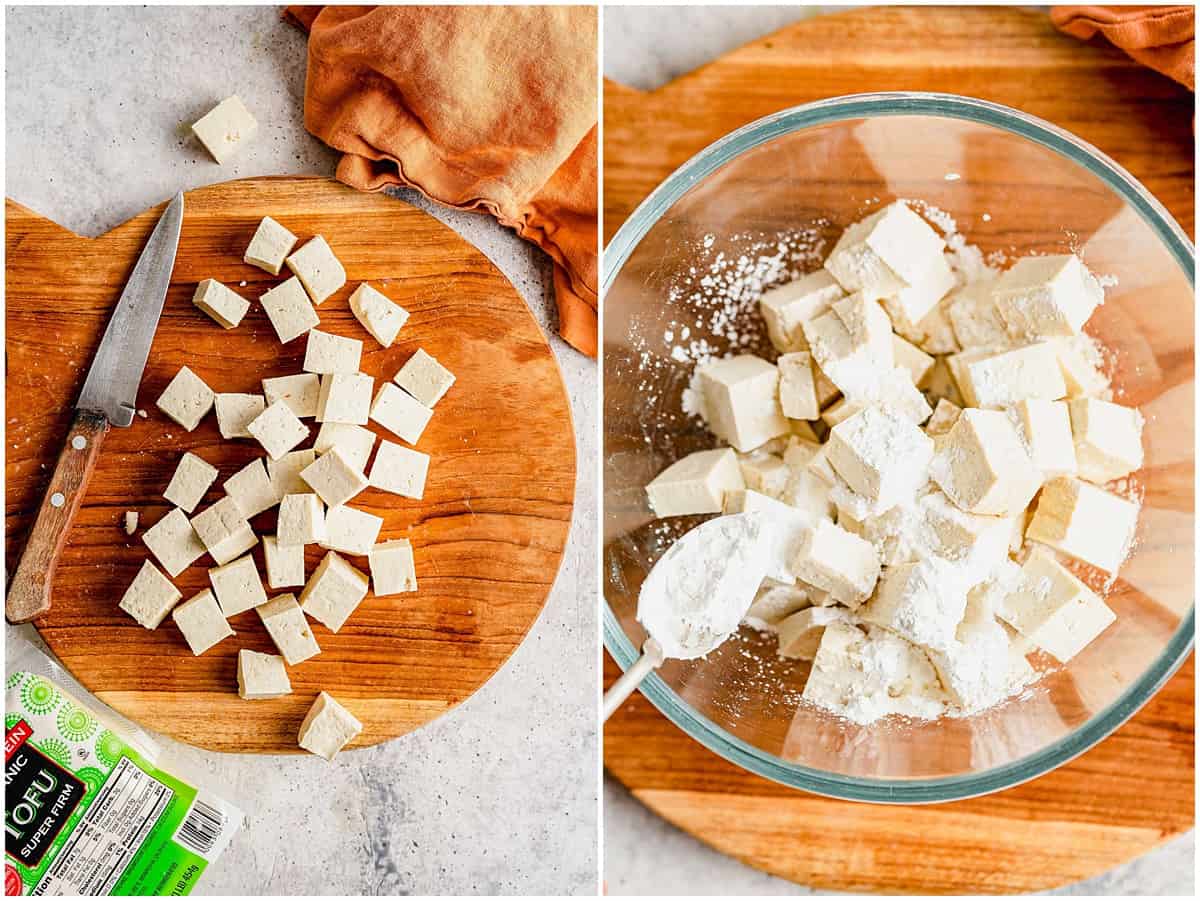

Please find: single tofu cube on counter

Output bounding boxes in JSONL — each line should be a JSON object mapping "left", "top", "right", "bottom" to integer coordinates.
{"left": 118, "top": 560, "right": 182, "bottom": 629}
{"left": 192, "top": 279, "right": 250, "bottom": 329}
{"left": 758, "top": 269, "right": 845, "bottom": 352}
{"left": 287, "top": 236, "right": 346, "bottom": 305}
{"left": 304, "top": 329, "right": 363, "bottom": 374}
{"left": 792, "top": 519, "right": 880, "bottom": 608}
{"left": 826, "top": 407, "right": 934, "bottom": 513}
{"left": 1008, "top": 399, "right": 1077, "bottom": 477}
{"left": 300, "top": 551, "right": 370, "bottom": 632}
{"left": 931, "top": 409, "right": 1041, "bottom": 516}
{"left": 164, "top": 451, "right": 218, "bottom": 513}
{"left": 224, "top": 458, "right": 280, "bottom": 518}
{"left": 261, "top": 278, "right": 320, "bottom": 344}
{"left": 278, "top": 493, "right": 326, "bottom": 546}
{"left": 301, "top": 447, "right": 369, "bottom": 507}
{"left": 257, "top": 593, "right": 321, "bottom": 664}
{"left": 237, "top": 649, "right": 291, "bottom": 700}
{"left": 314, "top": 422, "right": 376, "bottom": 473}
{"left": 208, "top": 553, "right": 269, "bottom": 617}
{"left": 370, "top": 538, "right": 418, "bottom": 595}
{"left": 394, "top": 348, "right": 455, "bottom": 408}
{"left": 695, "top": 355, "right": 789, "bottom": 452}
{"left": 992, "top": 254, "right": 1103, "bottom": 338}
{"left": 1025, "top": 477, "right": 1138, "bottom": 574}
{"left": 214, "top": 393, "right": 266, "bottom": 439}
{"left": 316, "top": 372, "right": 374, "bottom": 425}
{"left": 191, "top": 496, "right": 258, "bottom": 565}
{"left": 645, "top": 448, "right": 743, "bottom": 517}
{"left": 191, "top": 95, "right": 257, "bottom": 165}
{"left": 349, "top": 283, "right": 409, "bottom": 348}
{"left": 172, "top": 589, "right": 235, "bottom": 656}
{"left": 247, "top": 400, "right": 310, "bottom": 460}
{"left": 263, "top": 373, "right": 321, "bottom": 419}
{"left": 142, "top": 508, "right": 206, "bottom": 577}
{"left": 244, "top": 216, "right": 298, "bottom": 275}
{"left": 321, "top": 506, "right": 384, "bottom": 557}
{"left": 369, "top": 441, "right": 430, "bottom": 499}
{"left": 156, "top": 366, "right": 215, "bottom": 431}
{"left": 298, "top": 691, "right": 363, "bottom": 761}
{"left": 777, "top": 352, "right": 819, "bottom": 421}
{"left": 370, "top": 382, "right": 433, "bottom": 445}
{"left": 263, "top": 534, "right": 305, "bottom": 589}
{"left": 1068, "top": 397, "right": 1144, "bottom": 484}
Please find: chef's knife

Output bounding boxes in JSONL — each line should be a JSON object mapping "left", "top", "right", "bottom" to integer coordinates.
{"left": 7, "top": 192, "right": 185, "bottom": 624}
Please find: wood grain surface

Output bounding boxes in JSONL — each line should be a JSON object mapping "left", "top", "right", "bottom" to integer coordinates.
{"left": 603, "top": 6, "right": 1194, "bottom": 894}
{"left": 6, "top": 176, "right": 576, "bottom": 754}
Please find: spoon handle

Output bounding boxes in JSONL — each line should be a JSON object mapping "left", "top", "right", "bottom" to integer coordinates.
{"left": 602, "top": 638, "right": 664, "bottom": 722}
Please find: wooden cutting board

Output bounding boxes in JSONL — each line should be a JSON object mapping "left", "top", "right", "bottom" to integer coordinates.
{"left": 6, "top": 176, "right": 576, "bottom": 754}
{"left": 603, "top": 6, "right": 1194, "bottom": 894}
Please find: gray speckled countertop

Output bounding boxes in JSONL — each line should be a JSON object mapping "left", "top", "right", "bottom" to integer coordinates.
{"left": 602, "top": 6, "right": 1193, "bottom": 896}
{"left": 6, "top": 6, "right": 596, "bottom": 895}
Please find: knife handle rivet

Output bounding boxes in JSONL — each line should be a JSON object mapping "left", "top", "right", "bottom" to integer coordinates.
{"left": 50, "top": 493, "right": 66, "bottom": 508}
{"left": 71, "top": 435, "right": 87, "bottom": 450}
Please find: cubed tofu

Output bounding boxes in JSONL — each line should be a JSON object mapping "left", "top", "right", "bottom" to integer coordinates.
{"left": 860, "top": 558, "right": 968, "bottom": 652}
{"left": 163, "top": 451, "right": 218, "bottom": 513}
{"left": 246, "top": 400, "right": 310, "bottom": 461}
{"left": 297, "top": 691, "right": 363, "bottom": 760}
{"left": 191, "top": 95, "right": 257, "bottom": 164}
{"left": 992, "top": 254, "right": 1103, "bottom": 338}
{"left": 286, "top": 236, "right": 346, "bottom": 305}
{"left": 262, "top": 373, "right": 321, "bottom": 419}
{"left": 303, "top": 329, "right": 363, "bottom": 374}
{"left": 887, "top": 293, "right": 961, "bottom": 356}
{"left": 1009, "top": 399, "right": 1077, "bottom": 477}
{"left": 277, "top": 493, "right": 326, "bottom": 546}
{"left": 368, "top": 440, "right": 430, "bottom": 499}
{"left": 191, "top": 496, "right": 258, "bottom": 565}
{"left": 644, "top": 448, "right": 744, "bottom": 517}
{"left": 776, "top": 606, "right": 853, "bottom": 660}
{"left": 349, "top": 283, "right": 410, "bottom": 348}
{"left": 758, "top": 269, "right": 844, "bottom": 352}
{"left": 172, "top": 589, "right": 235, "bottom": 656}
{"left": 695, "top": 355, "right": 789, "bottom": 452}
{"left": 931, "top": 409, "right": 1041, "bottom": 516}
{"left": 313, "top": 422, "right": 377, "bottom": 473}
{"left": 1052, "top": 335, "right": 1110, "bottom": 398}
{"left": 946, "top": 280, "right": 1010, "bottom": 350}
{"left": 208, "top": 553, "right": 269, "bottom": 617}
{"left": 948, "top": 343, "right": 1067, "bottom": 408}
{"left": 823, "top": 201, "right": 946, "bottom": 302}
{"left": 263, "top": 534, "right": 305, "bottom": 589}
{"left": 369, "top": 538, "right": 418, "bottom": 595}
{"left": 237, "top": 649, "right": 291, "bottom": 700}
{"left": 300, "top": 447, "right": 369, "bottom": 507}
{"left": 320, "top": 505, "right": 384, "bottom": 556}
{"left": 826, "top": 407, "right": 934, "bottom": 513}
{"left": 925, "top": 399, "right": 962, "bottom": 437}
{"left": 214, "top": 393, "right": 266, "bottom": 439}
{"left": 888, "top": 252, "right": 957, "bottom": 326}
{"left": 156, "top": 366, "right": 215, "bottom": 431}
{"left": 393, "top": 348, "right": 455, "bottom": 408}
{"left": 802, "top": 308, "right": 891, "bottom": 399}
{"left": 244, "top": 216, "right": 298, "bottom": 275}
{"left": 926, "top": 618, "right": 1027, "bottom": 709}
{"left": 224, "top": 458, "right": 280, "bottom": 517}
{"left": 192, "top": 279, "right": 250, "bottom": 329}
{"left": 260, "top": 277, "right": 320, "bottom": 344}
{"left": 1025, "top": 477, "right": 1138, "bottom": 574}
{"left": 743, "top": 579, "right": 813, "bottom": 632}
{"left": 370, "top": 382, "right": 433, "bottom": 445}
{"left": 1068, "top": 397, "right": 1144, "bottom": 484}
{"left": 832, "top": 293, "right": 893, "bottom": 360}
{"left": 919, "top": 490, "right": 1012, "bottom": 578}
{"left": 736, "top": 451, "right": 790, "bottom": 499}
{"left": 891, "top": 334, "right": 936, "bottom": 387}
{"left": 257, "top": 593, "right": 321, "bottom": 665}
{"left": 299, "top": 551, "right": 370, "bottom": 632}
{"left": 267, "top": 449, "right": 317, "bottom": 496}
{"left": 118, "top": 560, "right": 182, "bottom": 629}
{"left": 998, "top": 547, "right": 1116, "bottom": 661}
{"left": 777, "top": 351, "right": 819, "bottom": 420}
{"left": 316, "top": 372, "right": 373, "bottom": 425}
{"left": 791, "top": 519, "right": 880, "bottom": 607}
{"left": 142, "top": 507, "right": 206, "bottom": 577}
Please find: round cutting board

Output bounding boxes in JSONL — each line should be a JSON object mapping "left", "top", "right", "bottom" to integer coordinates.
{"left": 6, "top": 176, "right": 576, "bottom": 753}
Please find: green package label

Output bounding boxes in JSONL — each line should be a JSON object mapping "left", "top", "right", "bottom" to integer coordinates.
{"left": 5, "top": 671, "right": 241, "bottom": 896}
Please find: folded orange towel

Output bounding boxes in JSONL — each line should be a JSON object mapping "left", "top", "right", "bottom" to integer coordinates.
{"left": 1052, "top": 5, "right": 1194, "bottom": 90}
{"left": 287, "top": 5, "right": 599, "bottom": 357}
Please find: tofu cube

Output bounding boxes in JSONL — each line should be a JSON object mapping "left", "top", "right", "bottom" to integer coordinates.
{"left": 887, "top": 292, "right": 961, "bottom": 356}
{"left": 156, "top": 366, "right": 215, "bottom": 431}
{"left": 316, "top": 372, "right": 373, "bottom": 425}
{"left": 263, "top": 534, "right": 306, "bottom": 589}
{"left": 262, "top": 373, "right": 321, "bottom": 419}
{"left": 823, "top": 201, "right": 946, "bottom": 301}
{"left": 208, "top": 553, "right": 269, "bottom": 617}
{"left": 370, "top": 382, "right": 434, "bottom": 445}
{"left": 992, "top": 254, "right": 1103, "bottom": 338}
{"left": 299, "top": 551, "right": 370, "bottom": 632}
{"left": 313, "top": 422, "right": 377, "bottom": 473}
{"left": 297, "top": 691, "right": 363, "bottom": 761}
{"left": 321, "top": 505, "right": 384, "bottom": 556}
{"left": 260, "top": 277, "right": 320, "bottom": 344}
{"left": 891, "top": 334, "right": 935, "bottom": 387}
{"left": 758, "top": 269, "right": 845, "bottom": 352}
{"left": 246, "top": 400, "right": 310, "bottom": 460}
{"left": 887, "top": 252, "right": 956, "bottom": 326}
{"left": 1068, "top": 397, "right": 1144, "bottom": 484}
{"left": 998, "top": 547, "right": 1116, "bottom": 661}
{"left": 926, "top": 618, "right": 1026, "bottom": 709}
{"left": 303, "top": 329, "right": 363, "bottom": 374}
{"left": 268, "top": 449, "right": 317, "bottom": 496}
{"left": 826, "top": 407, "right": 934, "bottom": 513}
{"left": 192, "top": 279, "right": 250, "bottom": 329}
{"left": 1026, "top": 477, "right": 1138, "bottom": 574}
{"left": 948, "top": 343, "right": 1067, "bottom": 408}
{"left": 925, "top": 399, "right": 962, "bottom": 437}
{"left": 743, "top": 579, "right": 813, "bottom": 632}
{"left": 919, "top": 490, "right": 1012, "bottom": 578}
{"left": 172, "top": 589, "right": 235, "bottom": 655}
{"left": 278, "top": 493, "right": 327, "bottom": 546}
{"left": 191, "top": 95, "right": 257, "bottom": 164}
{"left": 860, "top": 558, "right": 968, "bottom": 652}
{"left": 644, "top": 448, "right": 744, "bottom": 517}
{"left": 1052, "top": 335, "right": 1109, "bottom": 397}
{"left": 394, "top": 348, "right": 455, "bottom": 408}
{"left": 946, "top": 280, "right": 1010, "bottom": 350}
{"left": 370, "top": 539, "right": 418, "bottom": 595}
{"left": 118, "top": 560, "right": 182, "bottom": 629}
{"left": 368, "top": 440, "right": 430, "bottom": 499}
{"left": 190, "top": 496, "right": 258, "bottom": 565}
{"left": 776, "top": 606, "right": 853, "bottom": 660}
{"left": 792, "top": 519, "right": 880, "bottom": 607}
{"left": 1010, "top": 399, "right": 1077, "bottom": 477}
{"left": 802, "top": 308, "right": 892, "bottom": 399}
{"left": 257, "top": 593, "right": 321, "bottom": 665}
{"left": 244, "top": 216, "right": 298, "bottom": 275}
{"left": 286, "top": 236, "right": 346, "bottom": 305}
{"left": 931, "top": 409, "right": 1042, "bottom": 516}
{"left": 142, "top": 507, "right": 206, "bottom": 577}
{"left": 832, "top": 294, "right": 893, "bottom": 360}
{"left": 695, "top": 355, "right": 789, "bottom": 452}
{"left": 163, "top": 451, "right": 218, "bottom": 513}
{"left": 777, "top": 351, "right": 819, "bottom": 420}
{"left": 300, "top": 447, "right": 369, "bottom": 507}
{"left": 237, "top": 649, "right": 291, "bottom": 700}
{"left": 736, "top": 451, "right": 790, "bottom": 499}
{"left": 224, "top": 458, "right": 279, "bottom": 518}
{"left": 349, "top": 283, "right": 409, "bottom": 348}
{"left": 214, "top": 393, "right": 266, "bottom": 439}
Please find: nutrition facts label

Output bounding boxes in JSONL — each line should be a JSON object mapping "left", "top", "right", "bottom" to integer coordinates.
{"left": 32, "top": 757, "right": 173, "bottom": 896}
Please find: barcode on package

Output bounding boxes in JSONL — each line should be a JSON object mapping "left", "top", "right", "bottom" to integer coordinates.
{"left": 170, "top": 794, "right": 236, "bottom": 863}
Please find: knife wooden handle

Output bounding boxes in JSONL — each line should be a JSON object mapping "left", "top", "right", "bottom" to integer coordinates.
{"left": 7, "top": 410, "right": 110, "bottom": 624}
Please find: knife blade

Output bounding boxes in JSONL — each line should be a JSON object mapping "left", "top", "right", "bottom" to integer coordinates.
{"left": 7, "top": 192, "right": 185, "bottom": 623}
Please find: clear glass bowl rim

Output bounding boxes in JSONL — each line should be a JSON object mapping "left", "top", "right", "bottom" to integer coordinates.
{"left": 602, "top": 91, "right": 1196, "bottom": 804}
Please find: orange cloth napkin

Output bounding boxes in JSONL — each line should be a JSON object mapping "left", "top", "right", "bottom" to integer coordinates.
{"left": 1051, "top": 5, "right": 1194, "bottom": 90}
{"left": 287, "top": 5, "right": 598, "bottom": 357}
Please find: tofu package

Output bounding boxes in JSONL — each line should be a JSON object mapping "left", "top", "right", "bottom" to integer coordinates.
{"left": 4, "top": 636, "right": 244, "bottom": 895}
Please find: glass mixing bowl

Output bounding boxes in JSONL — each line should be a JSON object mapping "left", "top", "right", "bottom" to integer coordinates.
{"left": 602, "top": 93, "right": 1194, "bottom": 802}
